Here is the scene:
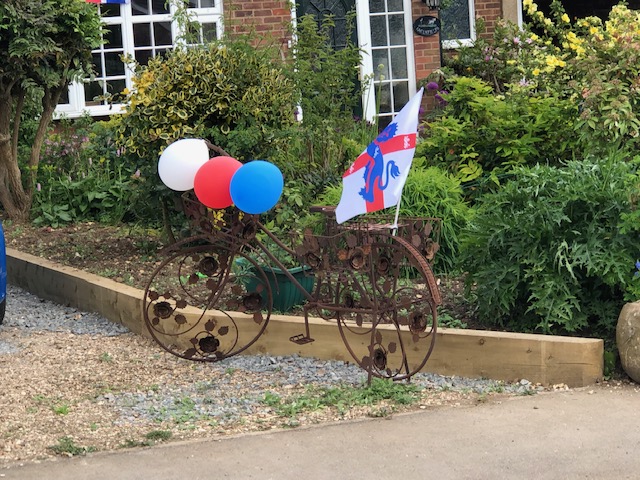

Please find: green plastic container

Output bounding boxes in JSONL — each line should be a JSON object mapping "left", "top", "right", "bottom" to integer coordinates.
{"left": 245, "top": 264, "right": 315, "bottom": 313}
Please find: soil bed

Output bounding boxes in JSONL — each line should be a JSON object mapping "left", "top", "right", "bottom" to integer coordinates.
{"left": 2, "top": 221, "right": 476, "bottom": 322}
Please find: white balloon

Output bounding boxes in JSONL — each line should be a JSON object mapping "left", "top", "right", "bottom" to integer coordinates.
{"left": 158, "top": 138, "right": 209, "bottom": 191}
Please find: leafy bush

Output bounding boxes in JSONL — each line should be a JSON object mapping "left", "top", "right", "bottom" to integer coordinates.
{"left": 448, "top": 1, "right": 640, "bottom": 156}
{"left": 113, "top": 36, "right": 297, "bottom": 163}
{"left": 318, "top": 164, "right": 473, "bottom": 273}
{"left": 460, "top": 156, "right": 640, "bottom": 340}
{"left": 110, "top": 16, "right": 370, "bottom": 239}
{"left": 416, "top": 76, "right": 577, "bottom": 194}
{"left": 32, "top": 119, "right": 140, "bottom": 227}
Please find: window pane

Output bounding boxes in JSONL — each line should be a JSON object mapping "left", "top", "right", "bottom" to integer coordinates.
{"left": 105, "top": 52, "right": 125, "bottom": 76}
{"left": 370, "top": 16, "right": 387, "bottom": 47}
{"left": 135, "top": 50, "right": 153, "bottom": 66}
{"left": 372, "top": 50, "right": 389, "bottom": 80}
{"left": 154, "top": 22, "right": 173, "bottom": 46}
{"left": 101, "top": 5, "right": 122, "bottom": 17}
{"left": 393, "top": 82, "right": 409, "bottom": 110}
{"left": 92, "top": 52, "right": 104, "bottom": 77}
{"left": 152, "top": 0, "right": 170, "bottom": 14}
{"left": 377, "top": 82, "right": 391, "bottom": 114}
{"left": 200, "top": 0, "right": 215, "bottom": 7}
{"left": 441, "top": 0, "right": 471, "bottom": 41}
{"left": 156, "top": 48, "right": 170, "bottom": 59}
{"left": 387, "top": 0, "right": 403, "bottom": 12}
{"left": 133, "top": 23, "right": 152, "bottom": 47}
{"left": 85, "top": 81, "right": 104, "bottom": 104}
{"left": 369, "top": 0, "right": 384, "bottom": 13}
{"left": 202, "top": 23, "right": 217, "bottom": 43}
{"left": 59, "top": 88, "right": 70, "bottom": 105}
{"left": 108, "top": 79, "right": 127, "bottom": 97}
{"left": 131, "top": 0, "right": 150, "bottom": 15}
{"left": 388, "top": 15, "right": 405, "bottom": 45}
{"left": 390, "top": 48, "right": 407, "bottom": 78}
{"left": 104, "top": 24, "right": 123, "bottom": 49}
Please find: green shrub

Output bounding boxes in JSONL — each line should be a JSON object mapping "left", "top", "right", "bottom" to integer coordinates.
{"left": 460, "top": 156, "right": 639, "bottom": 340}
{"left": 416, "top": 76, "right": 577, "bottom": 195}
{"left": 32, "top": 119, "right": 140, "bottom": 227}
{"left": 318, "top": 165, "right": 473, "bottom": 273}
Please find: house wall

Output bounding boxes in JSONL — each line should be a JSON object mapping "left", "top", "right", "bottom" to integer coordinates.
{"left": 226, "top": 0, "right": 508, "bottom": 91}
{"left": 475, "top": 0, "right": 504, "bottom": 39}
{"left": 226, "top": 0, "right": 293, "bottom": 52}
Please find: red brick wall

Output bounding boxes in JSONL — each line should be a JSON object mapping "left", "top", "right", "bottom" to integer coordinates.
{"left": 412, "top": 4, "right": 443, "bottom": 85}
{"left": 226, "top": 0, "right": 293, "bottom": 52}
{"left": 474, "top": 0, "right": 503, "bottom": 40}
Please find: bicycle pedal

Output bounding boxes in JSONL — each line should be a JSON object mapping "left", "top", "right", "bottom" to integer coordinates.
{"left": 289, "top": 334, "right": 315, "bottom": 345}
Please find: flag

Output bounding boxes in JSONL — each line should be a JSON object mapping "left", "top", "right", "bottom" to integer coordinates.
{"left": 86, "top": 0, "right": 128, "bottom": 4}
{"left": 335, "top": 88, "right": 424, "bottom": 224}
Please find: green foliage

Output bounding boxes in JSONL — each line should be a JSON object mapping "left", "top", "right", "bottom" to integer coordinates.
{"left": 111, "top": 34, "right": 299, "bottom": 235}
{"left": 417, "top": 77, "right": 577, "bottom": 195}
{"left": 279, "top": 13, "right": 368, "bottom": 180}
{"left": 48, "top": 437, "right": 96, "bottom": 456}
{"left": 570, "top": 5, "right": 640, "bottom": 153}
{"left": 0, "top": 0, "right": 103, "bottom": 219}
{"left": 32, "top": 118, "right": 140, "bottom": 227}
{"left": 447, "top": 1, "right": 640, "bottom": 156}
{"left": 319, "top": 165, "right": 472, "bottom": 273}
{"left": 262, "top": 378, "right": 420, "bottom": 418}
{"left": 113, "top": 35, "right": 297, "bottom": 163}
{"left": 0, "top": 0, "right": 103, "bottom": 88}
{"left": 460, "top": 157, "right": 639, "bottom": 340}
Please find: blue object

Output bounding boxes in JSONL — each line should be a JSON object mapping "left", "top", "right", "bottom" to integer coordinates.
{"left": 229, "top": 161, "right": 284, "bottom": 214}
{"left": 0, "top": 222, "right": 6, "bottom": 324}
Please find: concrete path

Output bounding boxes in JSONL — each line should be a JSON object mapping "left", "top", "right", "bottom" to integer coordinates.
{"left": 3, "top": 384, "right": 639, "bottom": 480}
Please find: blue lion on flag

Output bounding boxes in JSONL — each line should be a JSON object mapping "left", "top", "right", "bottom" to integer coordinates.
{"left": 359, "top": 122, "right": 401, "bottom": 203}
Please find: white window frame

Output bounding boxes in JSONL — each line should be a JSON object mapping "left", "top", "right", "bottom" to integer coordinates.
{"left": 357, "top": 0, "right": 417, "bottom": 123}
{"left": 441, "top": 0, "right": 476, "bottom": 49}
{"left": 56, "top": 1, "right": 223, "bottom": 119}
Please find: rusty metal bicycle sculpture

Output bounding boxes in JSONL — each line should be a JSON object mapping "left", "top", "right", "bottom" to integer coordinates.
{"left": 142, "top": 191, "right": 442, "bottom": 382}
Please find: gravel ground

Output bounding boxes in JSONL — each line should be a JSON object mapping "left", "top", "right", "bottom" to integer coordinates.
{"left": 0, "top": 284, "right": 543, "bottom": 466}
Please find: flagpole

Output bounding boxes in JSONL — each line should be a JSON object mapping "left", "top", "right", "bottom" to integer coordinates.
{"left": 391, "top": 196, "right": 402, "bottom": 236}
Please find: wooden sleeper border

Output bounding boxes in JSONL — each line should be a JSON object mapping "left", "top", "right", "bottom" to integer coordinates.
{"left": 6, "top": 248, "right": 603, "bottom": 387}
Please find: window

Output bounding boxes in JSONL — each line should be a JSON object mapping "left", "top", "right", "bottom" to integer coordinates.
{"left": 440, "top": 0, "right": 475, "bottom": 48}
{"left": 57, "top": 0, "right": 222, "bottom": 118}
{"left": 362, "top": 0, "right": 416, "bottom": 127}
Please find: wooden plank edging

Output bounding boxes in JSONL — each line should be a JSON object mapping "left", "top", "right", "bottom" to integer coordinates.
{"left": 6, "top": 248, "right": 603, "bottom": 387}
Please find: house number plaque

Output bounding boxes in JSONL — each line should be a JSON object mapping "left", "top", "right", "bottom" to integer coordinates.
{"left": 413, "top": 15, "right": 440, "bottom": 37}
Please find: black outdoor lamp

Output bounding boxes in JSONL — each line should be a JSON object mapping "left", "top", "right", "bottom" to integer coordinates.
{"left": 422, "top": 0, "right": 440, "bottom": 10}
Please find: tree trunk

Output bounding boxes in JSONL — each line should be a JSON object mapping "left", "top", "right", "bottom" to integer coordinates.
{"left": 0, "top": 87, "right": 30, "bottom": 220}
{"left": 0, "top": 83, "right": 64, "bottom": 221}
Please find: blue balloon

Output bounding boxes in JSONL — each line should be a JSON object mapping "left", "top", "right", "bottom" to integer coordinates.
{"left": 230, "top": 161, "right": 284, "bottom": 214}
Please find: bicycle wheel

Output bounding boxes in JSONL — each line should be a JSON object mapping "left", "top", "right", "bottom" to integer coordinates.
{"left": 335, "top": 233, "right": 439, "bottom": 381}
{"left": 142, "top": 241, "right": 272, "bottom": 362}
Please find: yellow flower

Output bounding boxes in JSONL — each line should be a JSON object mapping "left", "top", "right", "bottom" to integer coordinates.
{"left": 507, "top": 60, "right": 516, "bottom": 65}
{"left": 544, "top": 18, "right": 552, "bottom": 26}
{"left": 532, "top": 68, "right": 540, "bottom": 76}
{"left": 561, "top": 13, "right": 570, "bottom": 23}
{"left": 589, "top": 26, "right": 598, "bottom": 35}
{"left": 530, "top": 33, "right": 539, "bottom": 41}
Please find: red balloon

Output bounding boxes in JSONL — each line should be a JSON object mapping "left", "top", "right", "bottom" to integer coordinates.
{"left": 193, "top": 156, "right": 242, "bottom": 209}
